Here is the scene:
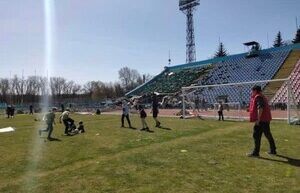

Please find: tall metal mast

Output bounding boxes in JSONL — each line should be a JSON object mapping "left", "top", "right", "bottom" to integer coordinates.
{"left": 179, "top": 0, "right": 200, "bottom": 63}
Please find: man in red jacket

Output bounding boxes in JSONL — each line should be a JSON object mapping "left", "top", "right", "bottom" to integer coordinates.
{"left": 247, "top": 85, "right": 277, "bottom": 157}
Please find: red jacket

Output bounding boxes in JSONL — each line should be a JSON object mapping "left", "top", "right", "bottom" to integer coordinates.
{"left": 249, "top": 93, "right": 272, "bottom": 122}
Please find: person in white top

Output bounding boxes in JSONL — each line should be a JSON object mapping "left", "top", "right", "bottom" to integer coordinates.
{"left": 121, "top": 100, "right": 132, "bottom": 128}
{"left": 59, "top": 109, "right": 73, "bottom": 135}
{"left": 217, "top": 101, "right": 224, "bottom": 121}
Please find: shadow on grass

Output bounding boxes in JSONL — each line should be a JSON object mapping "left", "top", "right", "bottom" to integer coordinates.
{"left": 222, "top": 120, "right": 244, "bottom": 123}
{"left": 196, "top": 116, "right": 205, "bottom": 120}
{"left": 157, "top": 126, "right": 172, "bottom": 131}
{"left": 48, "top": 137, "right": 61, "bottom": 142}
{"left": 121, "top": 126, "right": 138, "bottom": 130}
{"left": 258, "top": 154, "right": 300, "bottom": 167}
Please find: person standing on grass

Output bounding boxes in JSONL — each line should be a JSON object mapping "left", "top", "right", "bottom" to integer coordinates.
{"left": 139, "top": 105, "right": 153, "bottom": 133}
{"left": 217, "top": 101, "right": 224, "bottom": 121}
{"left": 6, "top": 105, "right": 11, "bottom": 118}
{"left": 121, "top": 100, "right": 132, "bottom": 128}
{"left": 151, "top": 93, "right": 161, "bottom": 128}
{"left": 10, "top": 105, "right": 15, "bottom": 118}
{"left": 59, "top": 109, "right": 73, "bottom": 136}
{"left": 29, "top": 105, "right": 34, "bottom": 115}
{"left": 247, "top": 85, "right": 277, "bottom": 157}
{"left": 39, "top": 108, "right": 56, "bottom": 140}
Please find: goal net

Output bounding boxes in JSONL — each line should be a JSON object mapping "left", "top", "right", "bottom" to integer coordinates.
{"left": 181, "top": 78, "right": 300, "bottom": 124}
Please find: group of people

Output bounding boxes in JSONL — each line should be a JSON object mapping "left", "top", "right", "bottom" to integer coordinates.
{"left": 121, "top": 93, "right": 161, "bottom": 133}
{"left": 25, "top": 86, "right": 280, "bottom": 157}
{"left": 6, "top": 105, "right": 15, "bottom": 118}
{"left": 39, "top": 108, "right": 85, "bottom": 140}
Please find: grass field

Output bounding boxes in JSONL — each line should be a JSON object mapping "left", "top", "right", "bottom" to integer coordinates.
{"left": 0, "top": 113, "right": 299, "bottom": 193}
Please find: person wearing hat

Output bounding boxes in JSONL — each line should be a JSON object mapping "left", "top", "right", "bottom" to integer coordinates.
{"left": 247, "top": 85, "right": 277, "bottom": 157}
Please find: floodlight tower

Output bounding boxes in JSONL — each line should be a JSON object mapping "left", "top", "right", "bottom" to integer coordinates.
{"left": 179, "top": 0, "right": 200, "bottom": 63}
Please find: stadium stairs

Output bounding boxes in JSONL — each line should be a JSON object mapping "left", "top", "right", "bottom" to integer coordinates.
{"left": 264, "top": 49, "right": 300, "bottom": 100}
{"left": 271, "top": 57, "right": 300, "bottom": 104}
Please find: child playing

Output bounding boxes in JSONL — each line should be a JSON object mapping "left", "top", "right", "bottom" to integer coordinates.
{"left": 59, "top": 109, "right": 74, "bottom": 135}
{"left": 77, "top": 121, "right": 85, "bottom": 133}
{"left": 39, "top": 108, "right": 56, "bottom": 140}
{"left": 138, "top": 105, "right": 153, "bottom": 133}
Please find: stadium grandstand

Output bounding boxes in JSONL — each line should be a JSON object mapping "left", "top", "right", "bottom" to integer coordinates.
{"left": 126, "top": 43, "right": 300, "bottom": 107}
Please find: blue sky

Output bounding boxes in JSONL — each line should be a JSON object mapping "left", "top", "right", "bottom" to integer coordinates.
{"left": 0, "top": 0, "right": 299, "bottom": 84}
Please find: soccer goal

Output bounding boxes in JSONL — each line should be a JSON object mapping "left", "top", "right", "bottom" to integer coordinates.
{"left": 181, "top": 78, "right": 300, "bottom": 124}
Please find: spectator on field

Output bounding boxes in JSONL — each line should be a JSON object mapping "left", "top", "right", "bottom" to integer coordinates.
{"left": 217, "top": 101, "right": 224, "bottom": 121}
{"left": 247, "top": 85, "right": 277, "bottom": 157}
{"left": 6, "top": 105, "right": 11, "bottom": 118}
{"left": 139, "top": 105, "right": 153, "bottom": 133}
{"left": 29, "top": 105, "right": 34, "bottom": 115}
{"left": 151, "top": 93, "right": 161, "bottom": 128}
{"left": 10, "top": 105, "right": 15, "bottom": 118}
{"left": 121, "top": 100, "right": 132, "bottom": 128}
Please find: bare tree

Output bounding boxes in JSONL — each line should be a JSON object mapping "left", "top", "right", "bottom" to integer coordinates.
{"left": 25, "top": 76, "right": 39, "bottom": 95}
{"left": 83, "top": 81, "right": 94, "bottom": 97}
{"left": 0, "top": 78, "right": 10, "bottom": 103}
{"left": 118, "top": 67, "right": 142, "bottom": 91}
{"left": 11, "top": 75, "right": 22, "bottom": 96}
{"left": 114, "top": 82, "right": 124, "bottom": 97}
{"left": 38, "top": 76, "right": 48, "bottom": 96}
{"left": 71, "top": 83, "right": 81, "bottom": 95}
{"left": 143, "top": 73, "right": 153, "bottom": 83}
{"left": 50, "top": 77, "right": 67, "bottom": 96}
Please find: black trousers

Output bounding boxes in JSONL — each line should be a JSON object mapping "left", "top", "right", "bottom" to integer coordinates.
{"left": 252, "top": 122, "right": 276, "bottom": 154}
{"left": 218, "top": 111, "right": 224, "bottom": 121}
{"left": 121, "top": 114, "right": 131, "bottom": 127}
{"left": 63, "top": 118, "right": 74, "bottom": 134}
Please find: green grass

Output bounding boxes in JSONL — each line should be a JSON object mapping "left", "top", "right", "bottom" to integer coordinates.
{"left": 0, "top": 114, "right": 299, "bottom": 193}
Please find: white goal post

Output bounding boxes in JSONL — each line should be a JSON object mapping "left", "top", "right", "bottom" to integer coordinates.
{"left": 181, "top": 78, "right": 300, "bottom": 124}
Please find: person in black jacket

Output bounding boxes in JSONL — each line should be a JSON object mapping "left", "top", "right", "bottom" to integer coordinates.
{"left": 29, "top": 105, "right": 34, "bottom": 115}
{"left": 6, "top": 105, "right": 11, "bottom": 118}
{"left": 152, "top": 93, "right": 161, "bottom": 127}
{"left": 10, "top": 105, "right": 15, "bottom": 118}
{"left": 77, "top": 121, "right": 85, "bottom": 133}
{"left": 217, "top": 101, "right": 224, "bottom": 121}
